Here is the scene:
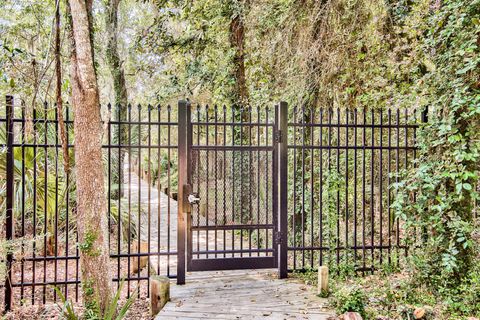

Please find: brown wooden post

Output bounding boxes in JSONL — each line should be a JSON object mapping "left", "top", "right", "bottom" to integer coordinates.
{"left": 150, "top": 275, "right": 170, "bottom": 316}
{"left": 177, "top": 100, "right": 190, "bottom": 285}
{"left": 278, "top": 101, "right": 288, "bottom": 279}
{"left": 5, "top": 95, "right": 14, "bottom": 311}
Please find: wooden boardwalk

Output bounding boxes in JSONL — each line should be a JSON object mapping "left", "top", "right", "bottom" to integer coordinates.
{"left": 157, "top": 269, "right": 332, "bottom": 319}
{"left": 127, "top": 165, "right": 332, "bottom": 319}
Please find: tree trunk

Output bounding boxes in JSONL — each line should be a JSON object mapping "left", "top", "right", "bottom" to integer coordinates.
{"left": 67, "top": 0, "right": 113, "bottom": 315}
{"left": 229, "top": 2, "right": 251, "bottom": 224}
{"left": 105, "top": 0, "right": 128, "bottom": 199}
{"left": 55, "top": 0, "right": 70, "bottom": 175}
{"left": 229, "top": 5, "right": 249, "bottom": 106}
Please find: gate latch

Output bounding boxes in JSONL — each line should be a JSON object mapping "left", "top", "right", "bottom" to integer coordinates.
{"left": 183, "top": 184, "right": 200, "bottom": 212}
{"left": 188, "top": 194, "right": 201, "bottom": 205}
{"left": 274, "top": 231, "right": 283, "bottom": 244}
{"left": 274, "top": 130, "right": 283, "bottom": 143}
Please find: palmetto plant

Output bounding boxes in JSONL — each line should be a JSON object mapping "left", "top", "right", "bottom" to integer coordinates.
{"left": 0, "top": 121, "right": 140, "bottom": 251}
{"left": 54, "top": 279, "right": 138, "bottom": 320}
{"left": 0, "top": 128, "right": 70, "bottom": 254}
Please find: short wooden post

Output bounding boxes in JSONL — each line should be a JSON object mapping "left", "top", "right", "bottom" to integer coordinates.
{"left": 317, "top": 266, "right": 329, "bottom": 296}
{"left": 150, "top": 275, "right": 170, "bottom": 316}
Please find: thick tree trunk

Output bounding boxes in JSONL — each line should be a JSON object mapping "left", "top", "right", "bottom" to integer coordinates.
{"left": 67, "top": 0, "right": 113, "bottom": 315}
{"left": 105, "top": 0, "right": 128, "bottom": 199}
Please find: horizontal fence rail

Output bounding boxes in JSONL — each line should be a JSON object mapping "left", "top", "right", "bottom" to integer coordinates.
{"left": 1, "top": 96, "right": 426, "bottom": 311}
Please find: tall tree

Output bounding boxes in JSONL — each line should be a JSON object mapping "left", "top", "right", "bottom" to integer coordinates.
{"left": 229, "top": 0, "right": 249, "bottom": 106}
{"left": 228, "top": 0, "right": 252, "bottom": 224}
{"left": 142, "top": 0, "right": 253, "bottom": 222}
{"left": 55, "top": 0, "right": 70, "bottom": 175}
{"left": 105, "top": 0, "right": 128, "bottom": 199}
{"left": 67, "top": 0, "right": 113, "bottom": 315}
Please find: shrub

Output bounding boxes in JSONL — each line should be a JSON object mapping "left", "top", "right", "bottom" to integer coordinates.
{"left": 332, "top": 286, "right": 367, "bottom": 318}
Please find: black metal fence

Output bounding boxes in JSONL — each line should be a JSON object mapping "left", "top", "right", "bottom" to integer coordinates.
{"left": 1, "top": 96, "right": 422, "bottom": 311}
{"left": 0, "top": 96, "right": 178, "bottom": 310}
{"left": 285, "top": 107, "right": 421, "bottom": 273}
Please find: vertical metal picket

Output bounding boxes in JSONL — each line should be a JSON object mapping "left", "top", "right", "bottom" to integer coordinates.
{"left": 278, "top": 101, "right": 288, "bottom": 279}
{"left": 5, "top": 95, "right": 14, "bottom": 311}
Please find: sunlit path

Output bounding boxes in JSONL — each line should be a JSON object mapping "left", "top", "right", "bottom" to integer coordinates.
{"left": 157, "top": 269, "right": 332, "bottom": 320}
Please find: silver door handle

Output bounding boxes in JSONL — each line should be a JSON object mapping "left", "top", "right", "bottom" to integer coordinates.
{"left": 188, "top": 194, "right": 200, "bottom": 204}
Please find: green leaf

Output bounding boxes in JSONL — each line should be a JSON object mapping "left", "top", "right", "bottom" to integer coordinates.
{"left": 53, "top": 286, "right": 78, "bottom": 320}
{"left": 462, "top": 183, "right": 472, "bottom": 190}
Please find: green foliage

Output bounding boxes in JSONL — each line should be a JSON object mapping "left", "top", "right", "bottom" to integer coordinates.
{"left": 54, "top": 279, "right": 138, "bottom": 320}
{"left": 54, "top": 286, "right": 78, "bottom": 320}
{"left": 0, "top": 0, "right": 64, "bottom": 101}
{"left": 78, "top": 230, "right": 100, "bottom": 257}
{"left": 392, "top": 0, "right": 480, "bottom": 294}
{"left": 332, "top": 286, "right": 367, "bottom": 318}
{"left": 0, "top": 122, "right": 72, "bottom": 261}
{"left": 325, "top": 267, "right": 480, "bottom": 319}
{"left": 429, "top": 261, "right": 480, "bottom": 318}
{"left": 137, "top": 0, "right": 245, "bottom": 104}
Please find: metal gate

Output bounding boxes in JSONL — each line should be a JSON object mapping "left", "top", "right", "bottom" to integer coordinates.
{"left": 177, "top": 102, "right": 285, "bottom": 283}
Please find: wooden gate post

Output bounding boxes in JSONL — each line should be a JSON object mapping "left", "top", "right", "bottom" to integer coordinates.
{"left": 5, "top": 95, "right": 14, "bottom": 311}
{"left": 278, "top": 101, "right": 288, "bottom": 279}
{"left": 177, "top": 100, "right": 191, "bottom": 285}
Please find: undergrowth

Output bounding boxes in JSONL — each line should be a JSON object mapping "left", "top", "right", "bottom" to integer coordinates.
{"left": 293, "top": 263, "right": 480, "bottom": 320}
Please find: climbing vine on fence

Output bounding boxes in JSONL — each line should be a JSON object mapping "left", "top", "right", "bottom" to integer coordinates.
{"left": 393, "top": 0, "right": 480, "bottom": 300}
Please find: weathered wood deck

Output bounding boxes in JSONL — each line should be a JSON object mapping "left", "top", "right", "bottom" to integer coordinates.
{"left": 128, "top": 166, "right": 332, "bottom": 319}
{"left": 157, "top": 269, "right": 332, "bottom": 319}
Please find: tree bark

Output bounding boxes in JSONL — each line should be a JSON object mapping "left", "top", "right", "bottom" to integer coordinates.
{"left": 105, "top": 0, "right": 128, "bottom": 108}
{"left": 55, "top": 0, "right": 70, "bottom": 174}
{"left": 105, "top": 0, "right": 128, "bottom": 199}
{"left": 229, "top": 1, "right": 251, "bottom": 224}
{"left": 67, "top": 0, "right": 113, "bottom": 315}
{"left": 229, "top": 4, "right": 249, "bottom": 106}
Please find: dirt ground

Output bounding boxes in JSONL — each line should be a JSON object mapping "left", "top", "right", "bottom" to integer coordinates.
{"left": 2, "top": 256, "right": 159, "bottom": 319}
{"left": 4, "top": 282, "right": 152, "bottom": 320}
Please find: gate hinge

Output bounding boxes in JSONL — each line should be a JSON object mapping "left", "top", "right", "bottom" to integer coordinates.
{"left": 274, "top": 231, "right": 284, "bottom": 244}
{"left": 274, "top": 130, "right": 283, "bottom": 143}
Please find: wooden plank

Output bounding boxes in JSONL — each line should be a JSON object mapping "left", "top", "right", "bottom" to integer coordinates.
{"left": 156, "top": 269, "right": 332, "bottom": 319}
